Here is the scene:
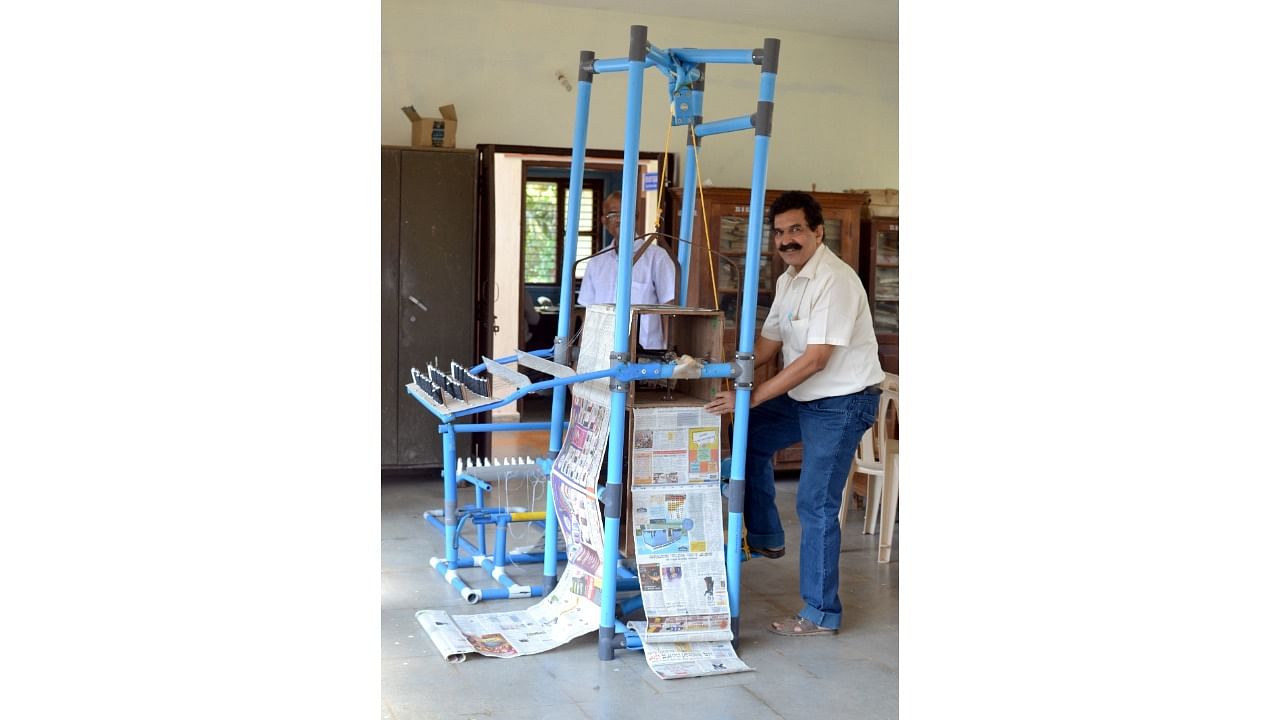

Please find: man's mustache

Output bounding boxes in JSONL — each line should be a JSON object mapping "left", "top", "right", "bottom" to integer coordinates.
{"left": 778, "top": 243, "right": 802, "bottom": 253}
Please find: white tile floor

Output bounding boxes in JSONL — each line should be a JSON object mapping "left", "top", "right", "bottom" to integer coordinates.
{"left": 382, "top": 473, "right": 898, "bottom": 720}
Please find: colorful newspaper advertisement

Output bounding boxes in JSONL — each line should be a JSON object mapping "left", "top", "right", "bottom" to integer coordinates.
{"left": 552, "top": 394, "right": 610, "bottom": 490}
{"left": 629, "top": 405, "right": 753, "bottom": 678}
{"left": 630, "top": 405, "right": 722, "bottom": 486}
{"left": 417, "top": 395, "right": 612, "bottom": 661}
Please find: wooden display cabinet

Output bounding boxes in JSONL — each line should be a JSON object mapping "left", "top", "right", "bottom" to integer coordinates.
{"left": 860, "top": 216, "right": 899, "bottom": 374}
{"left": 668, "top": 187, "right": 868, "bottom": 469}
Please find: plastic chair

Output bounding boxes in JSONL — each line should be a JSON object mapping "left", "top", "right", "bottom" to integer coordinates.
{"left": 838, "top": 374, "right": 899, "bottom": 562}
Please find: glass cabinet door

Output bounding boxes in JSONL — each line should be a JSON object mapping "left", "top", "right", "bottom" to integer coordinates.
{"left": 871, "top": 222, "right": 898, "bottom": 334}
{"left": 822, "top": 218, "right": 843, "bottom": 256}
{"left": 716, "top": 214, "right": 771, "bottom": 331}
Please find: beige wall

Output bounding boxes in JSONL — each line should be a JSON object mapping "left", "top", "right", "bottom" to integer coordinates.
{"left": 383, "top": 0, "right": 898, "bottom": 191}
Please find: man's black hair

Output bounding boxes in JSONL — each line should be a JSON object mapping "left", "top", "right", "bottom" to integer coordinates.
{"left": 768, "top": 191, "right": 824, "bottom": 230}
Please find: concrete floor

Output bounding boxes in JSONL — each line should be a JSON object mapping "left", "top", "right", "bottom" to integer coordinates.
{"left": 381, "top": 466, "right": 899, "bottom": 720}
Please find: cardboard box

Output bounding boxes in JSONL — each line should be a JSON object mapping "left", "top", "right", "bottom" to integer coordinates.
{"left": 401, "top": 104, "right": 457, "bottom": 148}
{"left": 625, "top": 306, "right": 725, "bottom": 406}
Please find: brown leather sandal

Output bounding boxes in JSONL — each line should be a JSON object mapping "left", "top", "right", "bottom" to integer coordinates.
{"left": 768, "top": 615, "right": 837, "bottom": 637}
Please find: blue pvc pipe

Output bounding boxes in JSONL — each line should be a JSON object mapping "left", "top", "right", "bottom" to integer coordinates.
{"left": 645, "top": 45, "right": 673, "bottom": 74}
{"left": 442, "top": 426, "right": 459, "bottom": 568}
{"left": 619, "top": 593, "right": 645, "bottom": 616}
{"left": 669, "top": 48, "right": 756, "bottom": 64}
{"left": 726, "top": 63, "right": 778, "bottom": 623}
{"left": 474, "top": 484, "right": 487, "bottom": 556}
{"left": 678, "top": 135, "right": 699, "bottom": 306}
{"left": 553, "top": 66, "right": 595, "bottom": 457}
{"left": 546, "top": 53, "right": 590, "bottom": 571}
{"left": 592, "top": 57, "right": 629, "bottom": 73}
{"left": 549, "top": 65, "right": 593, "bottom": 590}
{"left": 426, "top": 513, "right": 565, "bottom": 565}
{"left": 609, "top": 77, "right": 644, "bottom": 350}
{"left": 694, "top": 114, "right": 754, "bottom": 137}
{"left": 446, "top": 421, "right": 553, "bottom": 434}
{"left": 599, "top": 29, "right": 648, "bottom": 659}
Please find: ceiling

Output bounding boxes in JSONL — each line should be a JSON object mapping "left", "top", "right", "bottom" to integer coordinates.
{"left": 503, "top": 0, "right": 898, "bottom": 43}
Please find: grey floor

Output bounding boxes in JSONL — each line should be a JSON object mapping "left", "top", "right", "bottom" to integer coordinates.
{"left": 382, "top": 471, "right": 898, "bottom": 720}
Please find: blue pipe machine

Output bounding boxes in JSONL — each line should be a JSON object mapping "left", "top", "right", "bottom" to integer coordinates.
{"left": 404, "top": 24, "right": 780, "bottom": 663}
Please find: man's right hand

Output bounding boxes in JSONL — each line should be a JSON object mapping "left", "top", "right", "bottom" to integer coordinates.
{"left": 704, "top": 390, "right": 737, "bottom": 416}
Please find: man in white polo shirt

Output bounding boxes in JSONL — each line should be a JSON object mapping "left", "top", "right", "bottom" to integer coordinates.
{"left": 705, "top": 190, "right": 884, "bottom": 637}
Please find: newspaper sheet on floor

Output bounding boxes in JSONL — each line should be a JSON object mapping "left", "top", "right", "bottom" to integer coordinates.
{"left": 416, "top": 393, "right": 611, "bottom": 661}
{"left": 628, "top": 404, "right": 753, "bottom": 679}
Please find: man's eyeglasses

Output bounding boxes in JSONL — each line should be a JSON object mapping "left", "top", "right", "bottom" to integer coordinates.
{"left": 604, "top": 212, "right": 621, "bottom": 221}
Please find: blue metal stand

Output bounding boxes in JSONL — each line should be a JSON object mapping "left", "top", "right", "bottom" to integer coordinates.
{"left": 404, "top": 24, "right": 780, "bottom": 663}
{"left": 405, "top": 351, "right": 738, "bottom": 605}
{"left": 564, "top": 26, "right": 780, "bottom": 659}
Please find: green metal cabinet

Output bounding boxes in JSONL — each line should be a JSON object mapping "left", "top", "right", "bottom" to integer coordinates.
{"left": 382, "top": 146, "right": 479, "bottom": 468}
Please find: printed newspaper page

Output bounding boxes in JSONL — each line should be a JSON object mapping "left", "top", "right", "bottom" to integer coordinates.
{"left": 573, "top": 305, "right": 616, "bottom": 405}
{"left": 551, "top": 394, "right": 610, "bottom": 490}
{"left": 630, "top": 405, "right": 722, "bottom": 486}
{"left": 626, "top": 621, "right": 753, "bottom": 680}
{"left": 629, "top": 405, "right": 753, "bottom": 678}
{"left": 417, "top": 395, "right": 611, "bottom": 661}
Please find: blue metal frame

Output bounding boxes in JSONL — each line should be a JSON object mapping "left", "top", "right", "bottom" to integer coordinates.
{"left": 403, "top": 24, "right": 780, "bottom": 662}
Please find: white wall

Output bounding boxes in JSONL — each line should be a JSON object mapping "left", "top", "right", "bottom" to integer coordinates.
{"left": 383, "top": 0, "right": 898, "bottom": 191}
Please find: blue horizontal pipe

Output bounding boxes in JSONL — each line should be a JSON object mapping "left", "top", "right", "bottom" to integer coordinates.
{"left": 445, "top": 421, "right": 554, "bottom": 434}
{"left": 669, "top": 48, "right": 756, "bottom": 64}
{"left": 611, "top": 620, "right": 644, "bottom": 650}
{"left": 615, "top": 360, "right": 737, "bottom": 382}
{"left": 592, "top": 57, "right": 629, "bottom": 73}
{"left": 477, "top": 585, "right": 537, "bottom": 602}
{"left": 695, "top": 114, "right": 754, "bottom": 137}
{"left": 645, "top": 46, "right": 673, "bottom": 73}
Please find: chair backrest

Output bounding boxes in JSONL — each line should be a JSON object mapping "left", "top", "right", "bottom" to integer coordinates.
{"left": 855, "top": 374, "right": 899, "bottom": 472}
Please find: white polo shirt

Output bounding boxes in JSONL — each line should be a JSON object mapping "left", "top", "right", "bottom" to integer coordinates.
{"left": 577, "top": 241, "right": 677, "bottom": 350}
{"left": 761, "top": 243, "right": 884, "bottom": 401}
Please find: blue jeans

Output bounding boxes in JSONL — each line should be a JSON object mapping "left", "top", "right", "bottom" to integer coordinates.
{"left": 744, "top": 391, "right": 880, "bottom": 629}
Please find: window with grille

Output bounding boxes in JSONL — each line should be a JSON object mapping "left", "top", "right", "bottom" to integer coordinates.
{"left": 522, "top": 178, "right": 601, "bottom": 284}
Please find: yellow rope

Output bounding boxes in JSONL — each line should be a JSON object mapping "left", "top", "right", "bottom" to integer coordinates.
{"left": 654, "top": 103, "right": 674, "bottom": 231}
{"left": 690, "top": 127, "right": 740, "bottom": 395}
{"left": 691, "top": 130, "right": 718, "bottom": 310}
